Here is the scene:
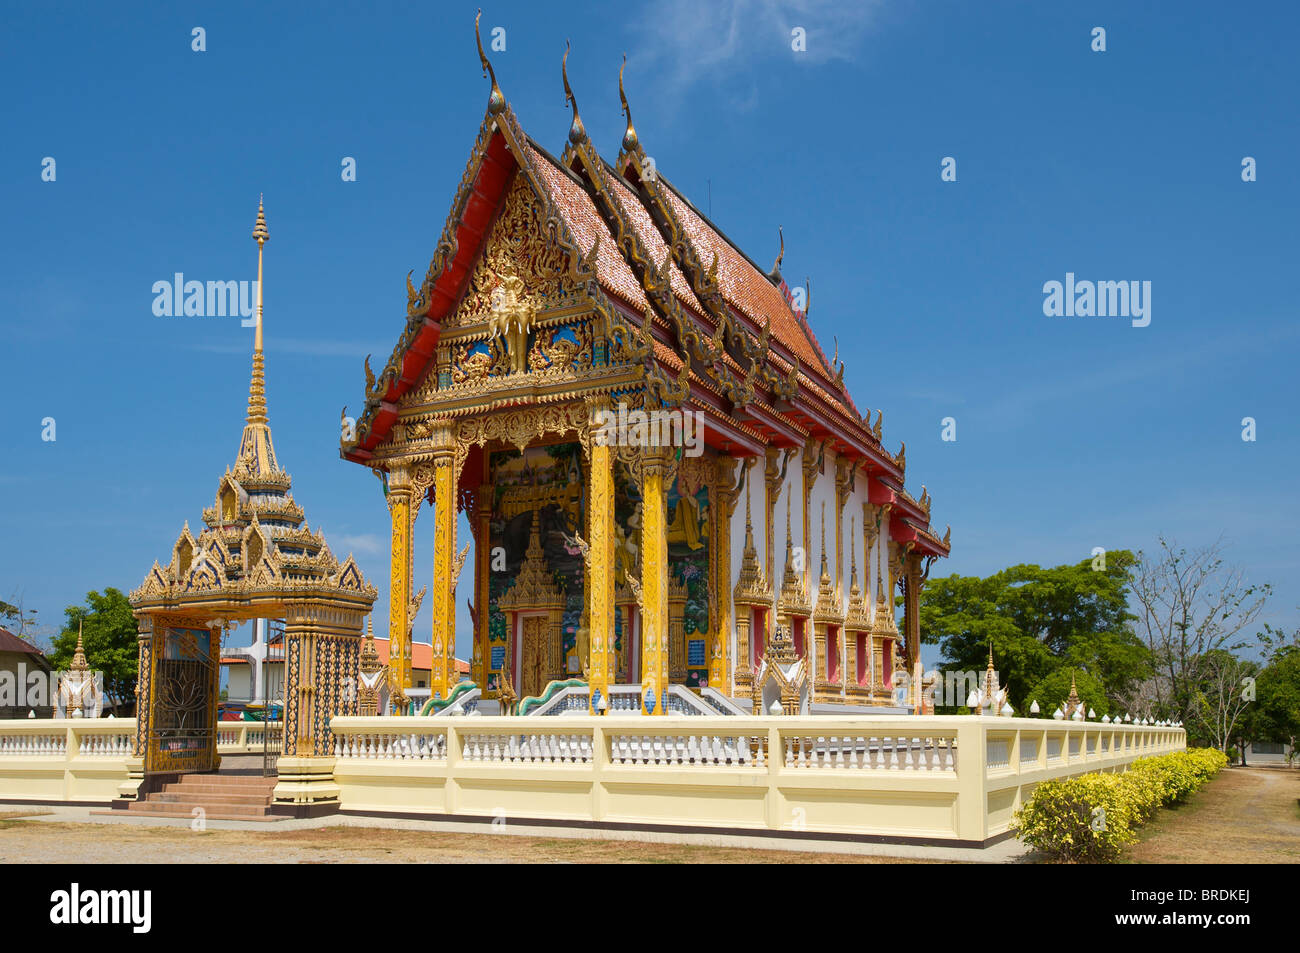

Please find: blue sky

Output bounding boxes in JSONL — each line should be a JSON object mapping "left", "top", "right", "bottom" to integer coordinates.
{"left": 2, "top": 1, "right": 1296, "bottom": 666}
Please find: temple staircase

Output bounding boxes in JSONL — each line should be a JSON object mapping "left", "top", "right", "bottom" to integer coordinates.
{"left": 125, "top": 773, "right": 281, "bottom": 821}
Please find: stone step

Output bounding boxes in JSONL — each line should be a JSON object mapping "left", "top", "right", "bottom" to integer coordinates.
{"left": 127, "top": 799, "right": 272, "bottom": 818}
{"left": 161, "top": 780, "right": 276, "bottom": 795}
{"left": 112, "top": 808, "right": 285, "bottom": 823}
{"left": 178, "top": 772, "right": 276, "bottom": 786}
{"left": 150, "top": 791, "right": 273, "bottom": 806}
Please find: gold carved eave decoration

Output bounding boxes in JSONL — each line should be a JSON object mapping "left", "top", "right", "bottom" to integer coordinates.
{"left": 612, "top": 142, "right": 788, "bottom": 408}
{"left": 568, "top": 137, "right": 761, "bottom": 410}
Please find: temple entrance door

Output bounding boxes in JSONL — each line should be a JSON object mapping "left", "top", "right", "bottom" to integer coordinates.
{"left": 146, "top": 626, "right": 219, "bottom": 774}
{"left": 520, "top": 615, "right": 549, "bottom": 700}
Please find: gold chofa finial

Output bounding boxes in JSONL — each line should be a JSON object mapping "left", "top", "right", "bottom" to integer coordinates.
{"left": 562, "top": 41, "right": 586, "bottom": 145}
{"left": 769, "top": 226, "right": 784, "bottom": 280}
{"left": 619, "top": 53, "right": 638, "bottom": 153}
{"left": 475, "top": 9, "right": 505, "bottom": 115}
{"left": 247, "top": 198, "right": 269, "bottom": 425}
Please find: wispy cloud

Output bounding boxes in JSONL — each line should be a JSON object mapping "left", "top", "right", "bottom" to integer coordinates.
{"left": 333, "top": 533, "right": 384, "bottom": 557}
{"left": 632, "top": 0, "right": 888, "bottom": 103}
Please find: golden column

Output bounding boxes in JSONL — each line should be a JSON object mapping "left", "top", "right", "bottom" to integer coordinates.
{"left": 640, "top": 448, "right": 671, "bottom": 714}
{"left": 904, "top": 546, "right": 923, "bottom": 709}
{"left": 385, "top": 464, "right": 413, "bottom": 708}
{"left": 472, "top": 483, "right": 491, "bottom": 691}
{"left": 585, "top": 397, "right": 616, "bottom": 712}
{"left": 710, "top": 457, "right": 745, "bottom": 692}
{"left": 763, "top": 447, "right": 782, "bottom": 586}
{"left": 800, "top": 437, "right": 822, "bottom": 592}
{"left": 429, "top": 420, "right": 459, "bottom": 702}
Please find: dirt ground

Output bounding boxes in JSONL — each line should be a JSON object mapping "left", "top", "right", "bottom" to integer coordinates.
{"left": 1, "top": 765, "right": 1292, "bottom": 864}
{"left": 0, "top": 816, "right": 924, "bottom": 864}
{"left": 1125, "top": 765, "right": 1300, "bottom": 864}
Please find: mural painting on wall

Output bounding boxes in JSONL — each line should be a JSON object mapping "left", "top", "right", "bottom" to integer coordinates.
{"left": 615, "top": 454, "right": 712, "bottom": 687}
{"left": 485, "top": 442, "right": 585, "bottom": 691}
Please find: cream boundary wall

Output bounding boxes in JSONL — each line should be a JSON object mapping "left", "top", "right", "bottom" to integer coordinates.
{"left": 0, "top": 716, "right": 1184, "bottom": 843}
{"left": 0, "top": 719, "right": 280, "bottom": 803}
{"left": 327, "top": 715, "right": 1183, "bottom": 844}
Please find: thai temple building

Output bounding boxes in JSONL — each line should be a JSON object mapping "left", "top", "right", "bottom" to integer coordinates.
{"left": 339, "top": 24, "right": 951, "bottom": 719}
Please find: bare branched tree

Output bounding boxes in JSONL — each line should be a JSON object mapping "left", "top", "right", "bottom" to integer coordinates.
{"left": 1130, "top": 536, "right": 1270, "bottom": 726}
{"left": 1191, "top": 651, "right": 1258, "bottom": 752}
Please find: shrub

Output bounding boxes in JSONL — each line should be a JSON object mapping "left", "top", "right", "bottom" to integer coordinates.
{"left": 1013, "top": 748, "right": 1226, "bottom": 862}
{"left": 1014, "top": 773, "right": 1139, "bottom": 862}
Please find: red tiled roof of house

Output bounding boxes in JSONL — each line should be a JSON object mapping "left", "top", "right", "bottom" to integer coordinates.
{"left": 0, "top": 626, "right": 46, "bottom": 657}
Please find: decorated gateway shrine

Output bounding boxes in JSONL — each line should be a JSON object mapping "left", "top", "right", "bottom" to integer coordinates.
{"left": 338, "top": 27, "right": 950, "bottom": 720}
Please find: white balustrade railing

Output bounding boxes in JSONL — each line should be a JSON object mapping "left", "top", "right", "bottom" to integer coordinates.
{"left": 215, "top": 721, "right": 282, "bottom": 753}
{"left": 607, "top": 732, "right": 765, "bottom": 766}
{"left": 333, "top": 729, "right": 447, "bottom": 761}
{"left": 77, "top": 730, "right": 133, "bottom": 757}
{"left": 0, "top": 732, "right": 67, "bottom": 756}
{"left": 780, "top": 733, "right": 958, "bottom": 771}
{"left": 461, "top": 731, "right": 593, "bottom": 763}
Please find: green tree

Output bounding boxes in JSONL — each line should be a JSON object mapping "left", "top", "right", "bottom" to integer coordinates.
{"left": 920, "top": 552, "right": 1150, "bottom": 713}
{"left": 1236, "top": 624, "right": 1300, "bottom": 762}
{"left": 48, "top": 589, "right": 138, "bottom": 713}
{"left": 1025, "top": 668, "right": 1110, "bottom": 719}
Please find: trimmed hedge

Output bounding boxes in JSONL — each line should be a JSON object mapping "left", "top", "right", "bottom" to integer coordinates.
{"left": 1012, "top": 748, "right": 1227, "bottom": 862}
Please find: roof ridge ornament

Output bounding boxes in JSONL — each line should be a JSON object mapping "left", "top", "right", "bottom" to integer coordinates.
{"left": 619, "top": 53, "right": 638, "bottom": 153}
{"left": 768, "top": 226, "right": 784, "bottom": 281}
{"left": 475, "top": 9, "right": 506, "bottom": 115}
{"left": 562, "top": 41, "right": 587, "bottom": 145}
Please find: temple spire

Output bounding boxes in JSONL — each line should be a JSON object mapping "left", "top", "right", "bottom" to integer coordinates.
{"left": 235, "top": 198, "right": 281, "bottom": 477}
{"left": 71, "top": 620, "right": 87, "bottom": 673}
{"left": 247, "top": 198, "right": 269, "bottom": 426}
